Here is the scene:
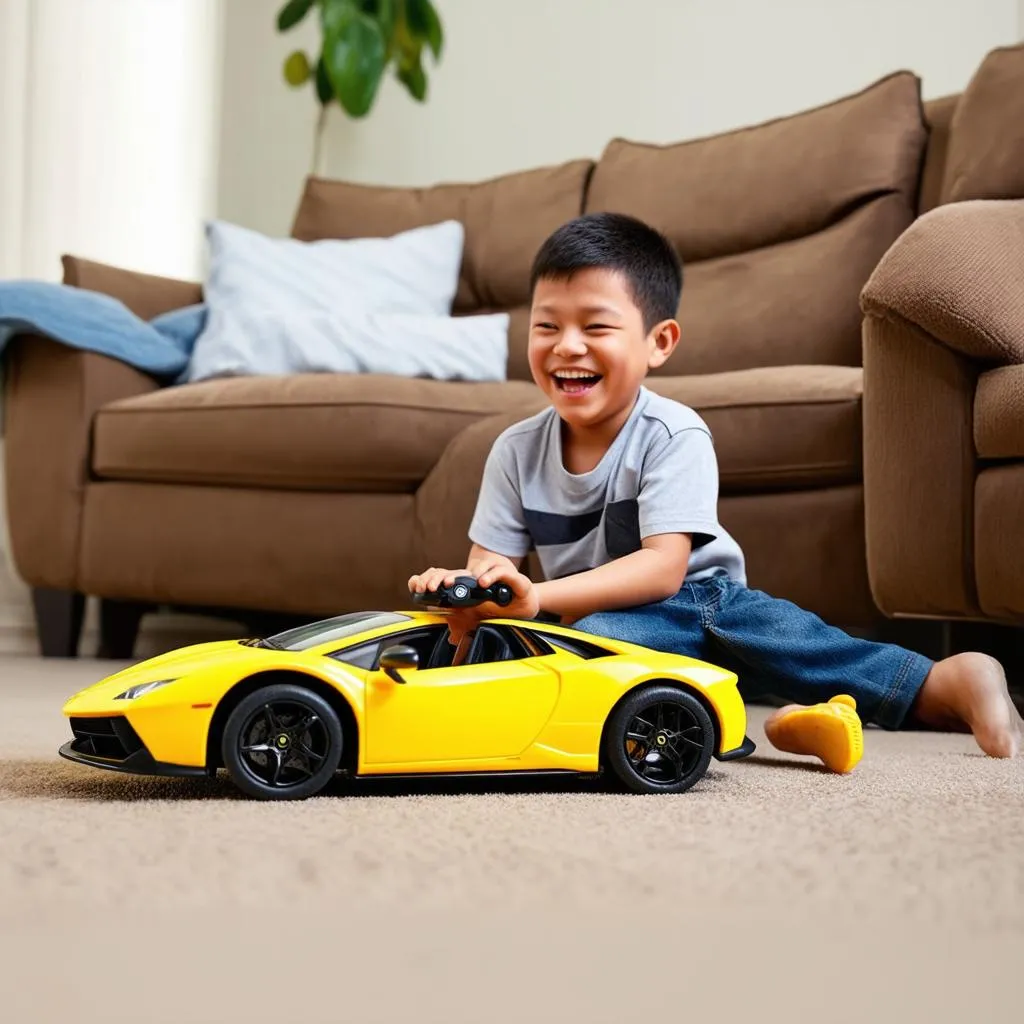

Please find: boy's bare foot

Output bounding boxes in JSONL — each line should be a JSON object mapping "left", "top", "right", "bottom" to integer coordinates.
{"left": 909, "top": 652, "right": 1022, "bottom": 758}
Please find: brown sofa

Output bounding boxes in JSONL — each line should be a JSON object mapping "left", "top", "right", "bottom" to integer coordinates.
{"left": 859, "top": 43, "right": 1024, "bottom": 650}
{"left": 4, "top": 44, "right": 1024, "bottom": 659}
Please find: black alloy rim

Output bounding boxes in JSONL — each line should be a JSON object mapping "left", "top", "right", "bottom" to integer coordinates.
{"left": 238, "top": 700, "right": 331, "bottom": 789}
{"left": 623, "top": 701, "right": 705, "bottom": 784}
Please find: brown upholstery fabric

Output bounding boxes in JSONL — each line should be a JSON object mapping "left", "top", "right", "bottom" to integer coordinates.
{"left": 93, "top": 367, "right": 862, "bottom": 496}
{"left": 719, "top": 485, "right": 877, "bottom": 628}
{"left": 62, "top": 256, "right": 202, "bottom": 319}
{"left": 942, "top": 43, "right": 1024, "bottom": 203}
{"left": 3, "top": 338, "right": 159, "bottom": 590}
{"left": 585, "top": 74, "right": 925, "bottom": 373}
{"left": 861, "top": 199, "right": 1024, "bottom": 365}
{"left": 975, "top": 464, "right": 1024, "bottom": 618}
{"left": 861, "top": 316, "right": 979, "bottom": 618}
{"left": 492, "top": 305, "right": 530, "bottom": 382}
{"left": 646, "top": 366, "right": 863, "bottom": 493}
{"left": 975, "top": 365, "right": 1024, "bottom": 458}
{"left": 652, "top": 195, "right": 912, "bottom": 374}
{"left": 918, "top": 94, "right": 960, "bottom": 214}
{"left": 79, "top": 484, "right": 418, "bottom": 615}
{"left": 91, "top": 376, "right": 544, "bottom": 492}
{"left": 290, "top": 161, "right": 592, "bottom": 314}
{"left": 585, "top": 72, "right": 925, "bottom": 262}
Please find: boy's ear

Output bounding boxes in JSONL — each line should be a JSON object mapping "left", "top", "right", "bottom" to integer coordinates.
{"left": 648, "top": 318, "right": 681, "bottom": 369}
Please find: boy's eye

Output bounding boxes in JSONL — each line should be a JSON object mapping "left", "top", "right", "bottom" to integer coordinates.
{"left": 585, "top": 323, "right": 615, "bottom": 332}
{"left": 533, "top": 322, "right": 558, "bottom": 331}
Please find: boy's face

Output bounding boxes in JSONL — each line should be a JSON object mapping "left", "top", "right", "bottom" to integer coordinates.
{"left": 528, "top": 268, "right": 680, "bottom": 435}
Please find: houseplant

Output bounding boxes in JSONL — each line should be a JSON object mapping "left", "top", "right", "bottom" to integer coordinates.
{"left": 277, "top": 0, "right": 444, "bottom": 173}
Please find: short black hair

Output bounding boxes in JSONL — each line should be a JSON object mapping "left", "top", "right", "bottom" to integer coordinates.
{"left": 529, "top": 212, "right": 683, "bottom": 331}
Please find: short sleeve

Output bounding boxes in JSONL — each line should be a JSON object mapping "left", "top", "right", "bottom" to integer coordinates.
{"left": 638, "top": 427, "right": 722, "bottom": 547}
{"left": 467, "top": 436, "right": 532, "bottom": 557}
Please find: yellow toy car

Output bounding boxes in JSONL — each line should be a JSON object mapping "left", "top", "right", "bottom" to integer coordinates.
{"left": 60, "top": 595, "right": 754, "bottom": 799}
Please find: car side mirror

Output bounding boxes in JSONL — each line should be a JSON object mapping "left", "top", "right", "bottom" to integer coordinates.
{"left": 379, "top": 644, "right": 419, "bottom": 684}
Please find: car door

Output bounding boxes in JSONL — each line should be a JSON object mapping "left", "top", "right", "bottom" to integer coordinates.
{"left": 363, "top": 624, "right": 560, "bottom": 766}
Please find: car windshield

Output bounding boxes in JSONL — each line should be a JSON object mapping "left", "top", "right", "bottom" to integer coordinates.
{"left": 258, "top": 612, "right": 411, "bottom": 652}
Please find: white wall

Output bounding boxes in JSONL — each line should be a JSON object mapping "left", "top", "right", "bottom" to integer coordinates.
{"left": 0, "top": 0, "right": 225, "bottom": 655}
{"left": 16, "top": 0, "right": 224, "bottom": 282}
{"left": 217, "top": 0, "right": 1022, "bottom": 237}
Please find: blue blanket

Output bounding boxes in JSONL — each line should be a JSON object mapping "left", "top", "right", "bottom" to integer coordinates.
{"left": 0, "top": 280, "right": 206, "bottom": 434}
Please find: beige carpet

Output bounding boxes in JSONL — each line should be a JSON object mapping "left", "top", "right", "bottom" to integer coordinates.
{"left": 1, "top": 652, "right": 1022, "bottom": 1022}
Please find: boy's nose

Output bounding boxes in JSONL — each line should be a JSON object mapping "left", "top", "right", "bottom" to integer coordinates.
{"left": 552, "top": 330, "right": 587, "bottom": 356}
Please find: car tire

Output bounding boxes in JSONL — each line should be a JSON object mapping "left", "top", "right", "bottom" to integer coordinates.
{"left": 605, "top": 684, "right": 715, "bottom": 795}
{"left": 221, "top": 683, "right": 344, "bottom": 800}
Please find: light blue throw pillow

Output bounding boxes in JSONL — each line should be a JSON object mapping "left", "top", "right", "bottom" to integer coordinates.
{"left": 185, "top": 218, "right": 510, "bottom": 383}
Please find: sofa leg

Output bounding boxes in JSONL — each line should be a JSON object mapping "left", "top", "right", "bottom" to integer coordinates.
{"left": 98, "top": 598, "right": 149, "bottom": 660}
{"left": 31, "top": 588, "right": 86, "bottom": 658}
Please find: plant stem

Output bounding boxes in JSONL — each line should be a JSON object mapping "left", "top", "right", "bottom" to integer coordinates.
{"left": 311, "top": 104, "right": 328, "bottom": 176}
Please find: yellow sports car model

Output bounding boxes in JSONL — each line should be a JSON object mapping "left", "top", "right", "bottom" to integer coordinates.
{"left": 60, "top": 592, "right": 754, "bottom": 800}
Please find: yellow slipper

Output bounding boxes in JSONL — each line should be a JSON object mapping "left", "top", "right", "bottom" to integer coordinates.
{"left": 768, "top": 694, "right": 864, "bottom": 774}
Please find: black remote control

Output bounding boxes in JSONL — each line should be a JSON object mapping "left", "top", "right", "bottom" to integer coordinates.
{"left": 411, "top": 575, "right": 514, "bottom": 609}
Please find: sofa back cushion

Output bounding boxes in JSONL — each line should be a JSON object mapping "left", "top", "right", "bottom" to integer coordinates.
{"left": 941, "top": 43, "right": 1024, "bottom": 204}
{"left": 918, "top": 94, "right": 960, "bottom": 214}
{"left": 291, "top": 160, "right": 592, "bottom": 380}
{"left": 584, "top": 72, "right": 927, "bottom": 375}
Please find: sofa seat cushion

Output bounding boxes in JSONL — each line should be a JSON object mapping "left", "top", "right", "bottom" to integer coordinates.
{"left": 975, "top": 364, "right": 1024, "bottom": 458}
{"left": 91, "top": 375, "right": 545, "bottom": 492}
{"left": 92, "top": 366, "right": 861, "bottom": 496}
{"left": 647, "top": 365, "right": 863, "bottom": 493}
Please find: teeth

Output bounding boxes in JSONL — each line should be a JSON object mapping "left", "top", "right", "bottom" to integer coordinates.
{"left": 553, "top": 370, "right": 600, "bottom": 379}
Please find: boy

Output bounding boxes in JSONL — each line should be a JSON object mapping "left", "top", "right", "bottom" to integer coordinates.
{"left": 410, "top": 213, "right": 1022, "bottom": 763}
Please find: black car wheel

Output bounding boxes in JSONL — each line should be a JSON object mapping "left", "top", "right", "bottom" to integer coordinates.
{"left": 605, "top": 685, "right": 715, "bottom": 794}
{"left": 221, "top": 684, "right": 344, "bottom": 800}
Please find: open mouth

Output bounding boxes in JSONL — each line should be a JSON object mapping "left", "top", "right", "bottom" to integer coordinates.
{"left": 552, "top": 371, "right": 603, "bottom": 395}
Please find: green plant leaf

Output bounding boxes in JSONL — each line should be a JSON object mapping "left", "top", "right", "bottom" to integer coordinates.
{"left": 321, "top": 4, "right": 387, "bottom": 117}
{"left": 396, "top": 51, "right": 427, "bottom": 101}
{"left": 315, "top": 56, "right": 334, "bottom": 104}
{"left": 372, "top": 0, "right": 396, "bottom": 42}
{"left": 354, "top": 1, "right": 397, "bottom": 59}
{"left": 283, "top": 50, "right": 312, "bottom": 86}
{"left": 422, "top": 0, "right": 443, "bottom": 59}
{"left": 276, "top": 0, "right": 315, "bottom": 32}
{"left": 404, "top": 0, "right": 443, "bottom": 59}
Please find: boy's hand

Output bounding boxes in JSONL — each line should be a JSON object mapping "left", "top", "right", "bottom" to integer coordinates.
{"left": 407, "top": 551, "right": 519, "bottom": 601}
{"left": 447, "top": 566, "right": 539, "bottom": 644}
{"left": 407, "top": 561, "right": 539, "bottom": 646}
{"left": 407, "top": 566, "right": 468, "bottom": 598}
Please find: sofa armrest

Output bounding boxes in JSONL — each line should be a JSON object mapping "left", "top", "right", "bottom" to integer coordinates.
{"left": 3, "top": 258, "right": 200, "bottom": 592}
{"left": 861, "top": 198, "right": 1024, "bottom": 365}
{"left": 857, "top": 201, "right": 1024, "bottom": 620}
{"left": 3, "top": 337, "right": 160, "bottom": 591}
{"left": 62, "top": 255, "right": 202, "bottom": 319}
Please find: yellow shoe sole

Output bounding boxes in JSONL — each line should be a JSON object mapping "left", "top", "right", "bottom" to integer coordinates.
{"left": 771, "top": 694, "right": 864, "bottom": 774}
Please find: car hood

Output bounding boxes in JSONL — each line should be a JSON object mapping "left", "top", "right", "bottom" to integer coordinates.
{"left": 63, "top": 639, "right": 288, "bottom": 708}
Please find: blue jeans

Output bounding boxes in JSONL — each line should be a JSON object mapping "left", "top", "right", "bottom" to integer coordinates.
{"left": 572, "top": 574, "right": 933, "bottom": 730}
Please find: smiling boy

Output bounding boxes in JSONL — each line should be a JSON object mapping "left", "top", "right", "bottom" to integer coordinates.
{"left": 409, "top": 212, "right": 1022, "bottom": 762}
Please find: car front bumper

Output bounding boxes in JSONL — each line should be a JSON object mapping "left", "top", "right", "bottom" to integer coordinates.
{"left": 715, "top": 735, "right": 756, "bottom": 761}
{"left": 59, "top": 716, "right": 209, "bottom": 778}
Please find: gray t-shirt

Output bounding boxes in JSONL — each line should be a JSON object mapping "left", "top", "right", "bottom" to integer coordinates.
{"left": 468, "top": 386, "right": 746, "bottom": 585}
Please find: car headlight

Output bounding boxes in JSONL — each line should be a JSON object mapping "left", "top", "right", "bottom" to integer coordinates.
{"left": 114, "top": 678, "right": 177, "bottom": 700}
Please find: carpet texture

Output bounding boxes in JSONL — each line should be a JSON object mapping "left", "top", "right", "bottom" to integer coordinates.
{"left": 1, "top": 653, "right": 1022, "bottom": 1022}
